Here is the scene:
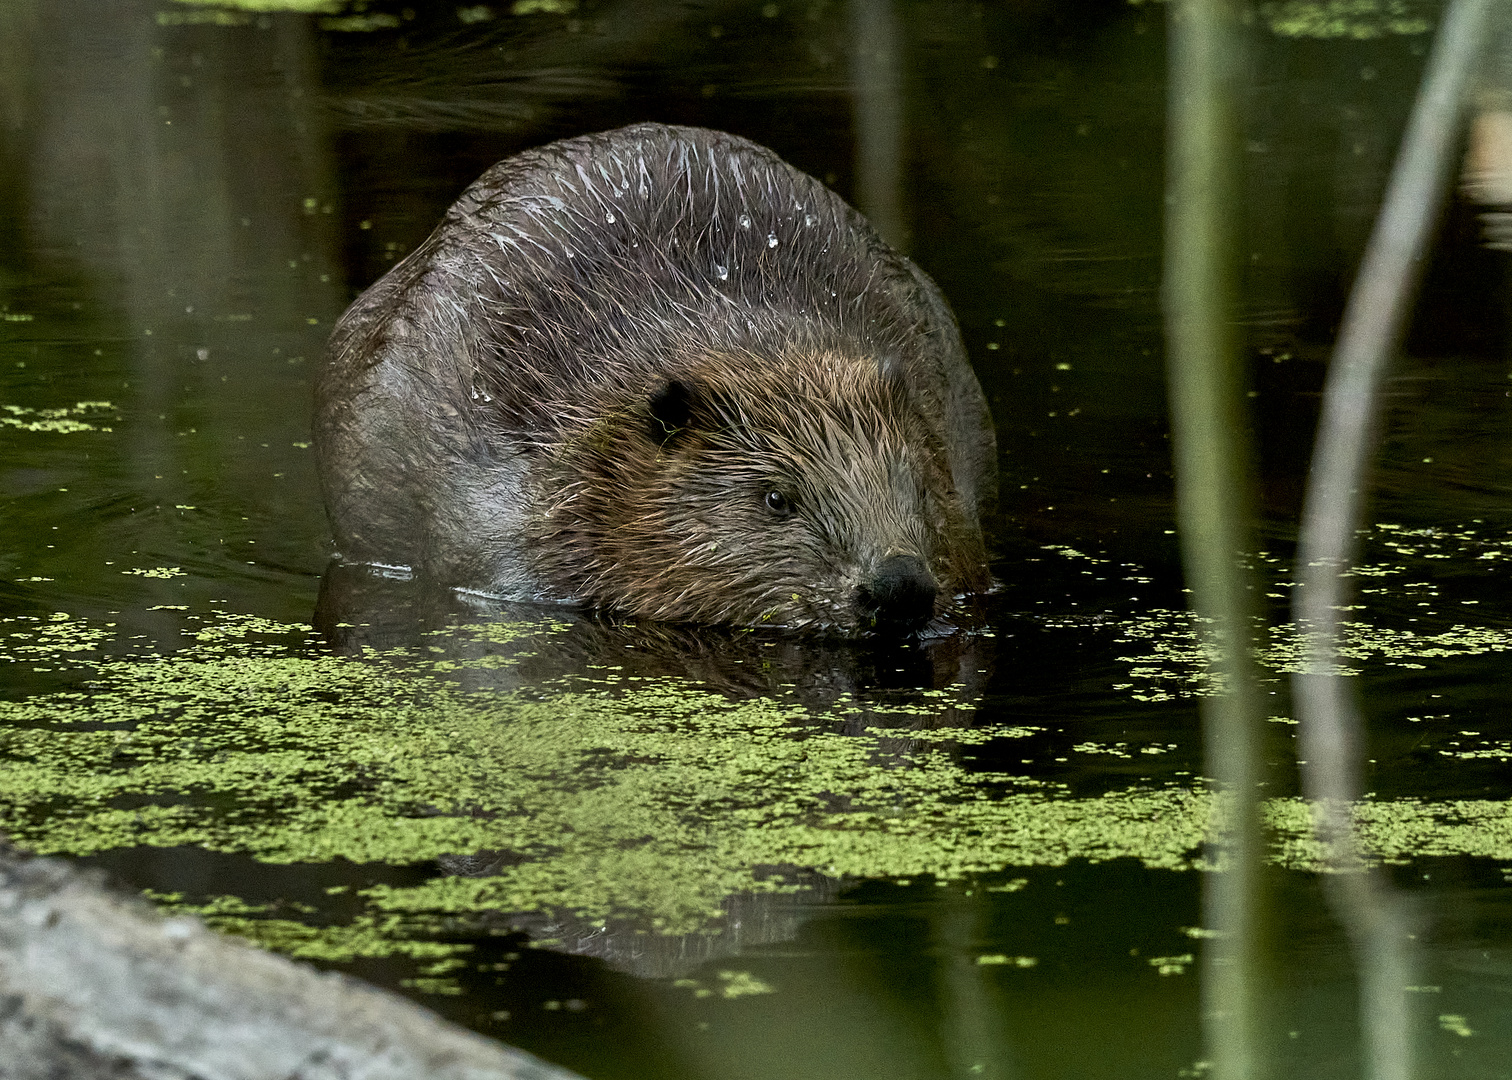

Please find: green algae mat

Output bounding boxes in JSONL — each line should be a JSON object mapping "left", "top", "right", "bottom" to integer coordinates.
{"left": 7, "top": 558, "right": 1512, "bottom": 995}
{"left": 0, "top": 607, "right": 1206, "bottom": 984}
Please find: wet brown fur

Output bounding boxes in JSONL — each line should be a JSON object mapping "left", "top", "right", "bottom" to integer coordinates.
{"left": 529, "top": 349, "right": 988, "bottom": 629}
{"left": 316, "top": 123, "right": 996, "bottom": 633}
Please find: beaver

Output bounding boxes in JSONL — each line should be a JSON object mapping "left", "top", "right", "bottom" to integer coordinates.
{"left": 315, "top": 123, "right": 996, "bottom": 634}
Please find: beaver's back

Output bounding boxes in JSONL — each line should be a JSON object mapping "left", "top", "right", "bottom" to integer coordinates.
{"left": 316, "top": 124, "right": 996, "bottom": 623}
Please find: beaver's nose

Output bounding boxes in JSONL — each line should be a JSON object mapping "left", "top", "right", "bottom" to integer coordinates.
{"left": 857, "top": 554, "right": 938, "bottom": 633}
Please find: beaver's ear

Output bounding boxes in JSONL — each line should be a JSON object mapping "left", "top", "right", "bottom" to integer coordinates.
{"left": 647, "top": 379, "right": 699, "bottom": 445}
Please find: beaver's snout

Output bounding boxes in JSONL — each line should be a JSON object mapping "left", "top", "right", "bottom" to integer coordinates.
{"left": 857, "top": 554, "right": 939, "bottom": 633}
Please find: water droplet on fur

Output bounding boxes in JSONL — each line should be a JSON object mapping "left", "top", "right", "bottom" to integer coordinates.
{"left": 738, "top": 213, "right": 752, "bottom": 229}
{"left": 804, "top": 213, "right": 818, "bottom": 226}
{"left": 605, "top": 211, "right": 616, "bottom": 223}
{"left": 767, "top": 233, "right": 778, "bottom": 248}
{"left": 715, "top": 264, "right": 729, "bottom": 280}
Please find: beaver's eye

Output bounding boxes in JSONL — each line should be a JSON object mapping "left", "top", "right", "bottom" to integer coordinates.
{"left": 764, "top": 490, "right": 794, "bottom": 516}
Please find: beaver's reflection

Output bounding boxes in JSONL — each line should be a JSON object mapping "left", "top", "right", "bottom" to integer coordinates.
{"left": 437, "top": 859, "right": 850, "bottom": 980}
{"left": 313, "top": 559, "right": 997, "bottom": 977}
{"left": 314, "top": 559, "right": 993, "bottom": 712}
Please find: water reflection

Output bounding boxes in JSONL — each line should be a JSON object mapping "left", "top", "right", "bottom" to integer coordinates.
{"left": 310, "top": 560, "right": 1008, "bottom": 985}
{"left": 315, "top": 561, "right": 993, "bottom": 709}
{"left": 1, "top": 0, "right": 340, "bottom": 624}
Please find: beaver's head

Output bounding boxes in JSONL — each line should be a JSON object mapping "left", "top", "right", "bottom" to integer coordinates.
{"left": 529, "top": 351, "right": 990, "bottom": 635}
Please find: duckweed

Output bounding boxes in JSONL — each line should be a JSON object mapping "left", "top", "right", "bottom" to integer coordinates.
{"left": 5, "top": 545, "right": 1512, "bottom": 976}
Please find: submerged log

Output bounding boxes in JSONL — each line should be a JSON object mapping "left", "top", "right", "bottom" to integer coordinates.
{"left": 0, "top": 842, "right": 583, "bottom": 1080}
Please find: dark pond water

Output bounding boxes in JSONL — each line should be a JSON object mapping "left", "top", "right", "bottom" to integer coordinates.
{"left": 4, "top": 1, "right": 1512, "bottom": 1077}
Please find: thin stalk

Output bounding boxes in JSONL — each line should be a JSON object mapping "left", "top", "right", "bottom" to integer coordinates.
{"left": 848, "top": 0, "right": 907, "bottom": 253}
{"left": 1162, "top": 1, "right": 1266, "bottom": 1078}
{"left": 1291, "top": 1, "right": 1496, "bottom": 1078}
